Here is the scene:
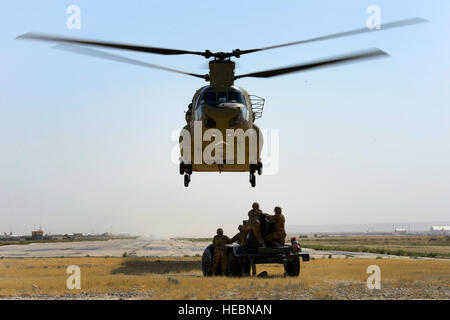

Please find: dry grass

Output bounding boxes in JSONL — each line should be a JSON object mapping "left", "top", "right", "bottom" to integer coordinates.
{"left": 0, "top": 257, "right": 449, "bottom": 299}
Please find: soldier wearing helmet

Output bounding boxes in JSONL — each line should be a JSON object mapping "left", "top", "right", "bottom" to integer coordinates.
{"left": 212, "top": 228, "right": 231, "bottom": 276}
{"left": 244, "top": 202, "right": 265, "bottom": 247}
{"left": 263, "top": 206, "right": 286, "bottom": 246}
{"left": 231, "top": 225, "right": 245, "bottom": 244}
{"left": 248, "top": 202, "right": 262, "bottom": 219}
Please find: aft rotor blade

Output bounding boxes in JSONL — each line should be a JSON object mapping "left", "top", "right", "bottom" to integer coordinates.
{"left": 17, "top": 32, "right": 209, "bottom": 57}
{"left": 238, "top": 18, "right": 428, "bottom": 55}
{"left": 54, "top": 44, "right": 208, "bottom": 79}
{"left": 235, "top": 48, "right": 389, "bottom": 79}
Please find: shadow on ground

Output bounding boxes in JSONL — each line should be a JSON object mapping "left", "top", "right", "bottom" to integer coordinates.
{"left": 112, "top": 259, "right": 202, "bottom": 275}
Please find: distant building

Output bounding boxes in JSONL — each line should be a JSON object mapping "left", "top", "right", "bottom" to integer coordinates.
{"left": 430, "top": 226, "right": 450, "bottom": 235}
{"left": 31, "top": 230, "right": 44, "bottom": 240}
{"left": 394, "top": 228, "right": 407, "bottom": 233}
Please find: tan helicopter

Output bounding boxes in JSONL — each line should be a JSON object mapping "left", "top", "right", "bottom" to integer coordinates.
{"left": 17, "top": 17, "right": 426, "bottom": 187}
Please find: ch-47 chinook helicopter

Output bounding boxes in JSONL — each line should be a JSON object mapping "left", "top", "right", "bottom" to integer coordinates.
{"left": 17, "top": 17, "right": 426, "bottom": 187}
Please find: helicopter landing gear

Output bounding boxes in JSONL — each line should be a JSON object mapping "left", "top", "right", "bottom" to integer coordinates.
{"left": 180, "top": 162, "right": 192, "bottom": 187}
{"left": 249, "top": 162, "right": 262, "bottom": 187}
{"left": 179, "top": 162, "right": 192, "bottom": 175}
{"left": 184, "top": 174, "right": 191, "bottom": 187}
{"left": 250, "top": 162, "right": 263, "bottom": 176}
{"left": 179, "top": 162, "right": 185, "bottom": 175}
{"left": 249, "top": 164, "right": 257, "bottom": 187}
{"left": 249, "top": 173, "right": 256, "bottom": 187}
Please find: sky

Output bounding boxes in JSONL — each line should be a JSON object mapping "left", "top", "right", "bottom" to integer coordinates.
{"left": 0, "top": 1, "right": 449, "bottom": 237}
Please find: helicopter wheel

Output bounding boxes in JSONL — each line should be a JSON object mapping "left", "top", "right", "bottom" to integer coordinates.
{"left": 257, "top": 162, "right": 263, "bottom": 175}
{"left": 249, "top": 174, "right": 256, "bottom": 187}
{"left": 184, "top": 174, "right": 191, "bottom": 187}
{"left": 179, "top": 162, "right": 185, "bottom": 175}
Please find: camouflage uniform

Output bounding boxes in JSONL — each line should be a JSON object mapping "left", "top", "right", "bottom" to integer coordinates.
{"left": 251, "top": 260, "right": 257, "bottom": 276}
{"left": 264, "top": 207, "right": 286, "bottom": 246}
{"left": 212, "top": 229, "right": 231, "bottom": 276}
{"left": 231, "top": 225, "right": 245, "bottom": 244}
{"left": 230, "top": 225, "right": 256, "bottom": 275}
{"left": 244, "top": 207, "right": 265, "bottom": 246}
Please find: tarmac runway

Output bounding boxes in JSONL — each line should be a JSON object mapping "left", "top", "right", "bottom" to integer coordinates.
{"left": 0, "top": 238, "right": 209, "bottom": 258}
{"left": 0, "top": 238, "right": 416, "bottom": 259}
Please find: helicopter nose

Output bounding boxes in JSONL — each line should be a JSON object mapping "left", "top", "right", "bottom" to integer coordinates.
{"left": 203, "top": 103, "right": 242, "bottom": 121}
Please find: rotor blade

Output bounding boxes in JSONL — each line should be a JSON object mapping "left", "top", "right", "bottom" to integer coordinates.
{"left": 53, "top": 44, "right": 208, "bottom": 79}
{"left": 235, "top": 48, "right": 389, "bottom": 79}
{"left": 17, "top": 32, "right": 208, "bottom": 57}
{"left": 239, "top": 17, "right": 428, "bottom": 55}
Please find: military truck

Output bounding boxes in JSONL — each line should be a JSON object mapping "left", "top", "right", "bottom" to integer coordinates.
{"left": 202, "top": 216, "right": 309, "bottom": 277}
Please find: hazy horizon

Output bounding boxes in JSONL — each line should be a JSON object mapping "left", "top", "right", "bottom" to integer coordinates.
{"left": 4, "top": 220, "right": 450, "bottom": 238}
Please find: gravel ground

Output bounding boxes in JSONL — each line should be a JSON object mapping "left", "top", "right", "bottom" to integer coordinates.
{"left": 3, "top": 286, "right": 449, "bottom": 300}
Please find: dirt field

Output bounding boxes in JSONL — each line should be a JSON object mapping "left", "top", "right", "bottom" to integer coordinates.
{"left": 0, "top": 257, "right": 449, "bottom": 299}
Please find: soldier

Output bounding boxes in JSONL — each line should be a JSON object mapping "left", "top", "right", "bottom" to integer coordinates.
{"left": 251, "top": 260, "right": 257, "bottom": 276}
{"left": 290, "top": 237, "right": 301, "bottom": 252}
{"left": 230, "top": 225, "right": 257, "bottom": 276}
{"left": 244, "top": 202, "right": 265, "bottom": 247}
{"left": 264, "top": 206, "right": 286, "bottom": 246}
{"left": 231, "top": 225, "right": 245, "bottom": 244}
{"left": 248, "top": 202, "right": 262, "bottom": 219}
{"left": 212, "top": 228, "right": 231, "bottom": 276}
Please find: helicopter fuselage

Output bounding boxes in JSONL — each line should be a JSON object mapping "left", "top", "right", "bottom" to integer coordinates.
{"left": 179, "top": 84, "right": 264, "bottom": 181}
{"left": 17, "top": 17, "right": 426, "bottom": 187}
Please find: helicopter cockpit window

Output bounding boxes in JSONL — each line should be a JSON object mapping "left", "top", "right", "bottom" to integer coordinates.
{"left": 218, "top": 92, "right": 227, "bottom": 103}
{"left": 200, "top": 90, "right": 246, "bottom": 105}
{"left": 204, "top": 92, "right": 216, "bottom": 104}
{"left": 228, "top": 91, "right": 245, "bottom": 104}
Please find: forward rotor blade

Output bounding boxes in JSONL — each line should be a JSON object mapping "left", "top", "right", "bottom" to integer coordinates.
{"left": 54, "top": 44, "right": 208, "bottom": 79}
{"left": 239, "top": 18, "right": 427, "bottom": 55}
{"left": 17, "top": 32, "right": 208, "bottom": 57}
{"left": 235, "top": 48, "right": 388, "bottom": 79}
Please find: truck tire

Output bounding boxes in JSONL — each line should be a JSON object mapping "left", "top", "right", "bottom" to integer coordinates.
{"left": 227, "top": 251, "right": 242, "bottom": 277}
{"left": 202, "top": 244, "right": 214, "bottom": 276}
{"left": 241, "top": 257, "right": 251, "bottom": 276}
{"left": 285, "top": 256, "right": 300, "bottom": 277}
